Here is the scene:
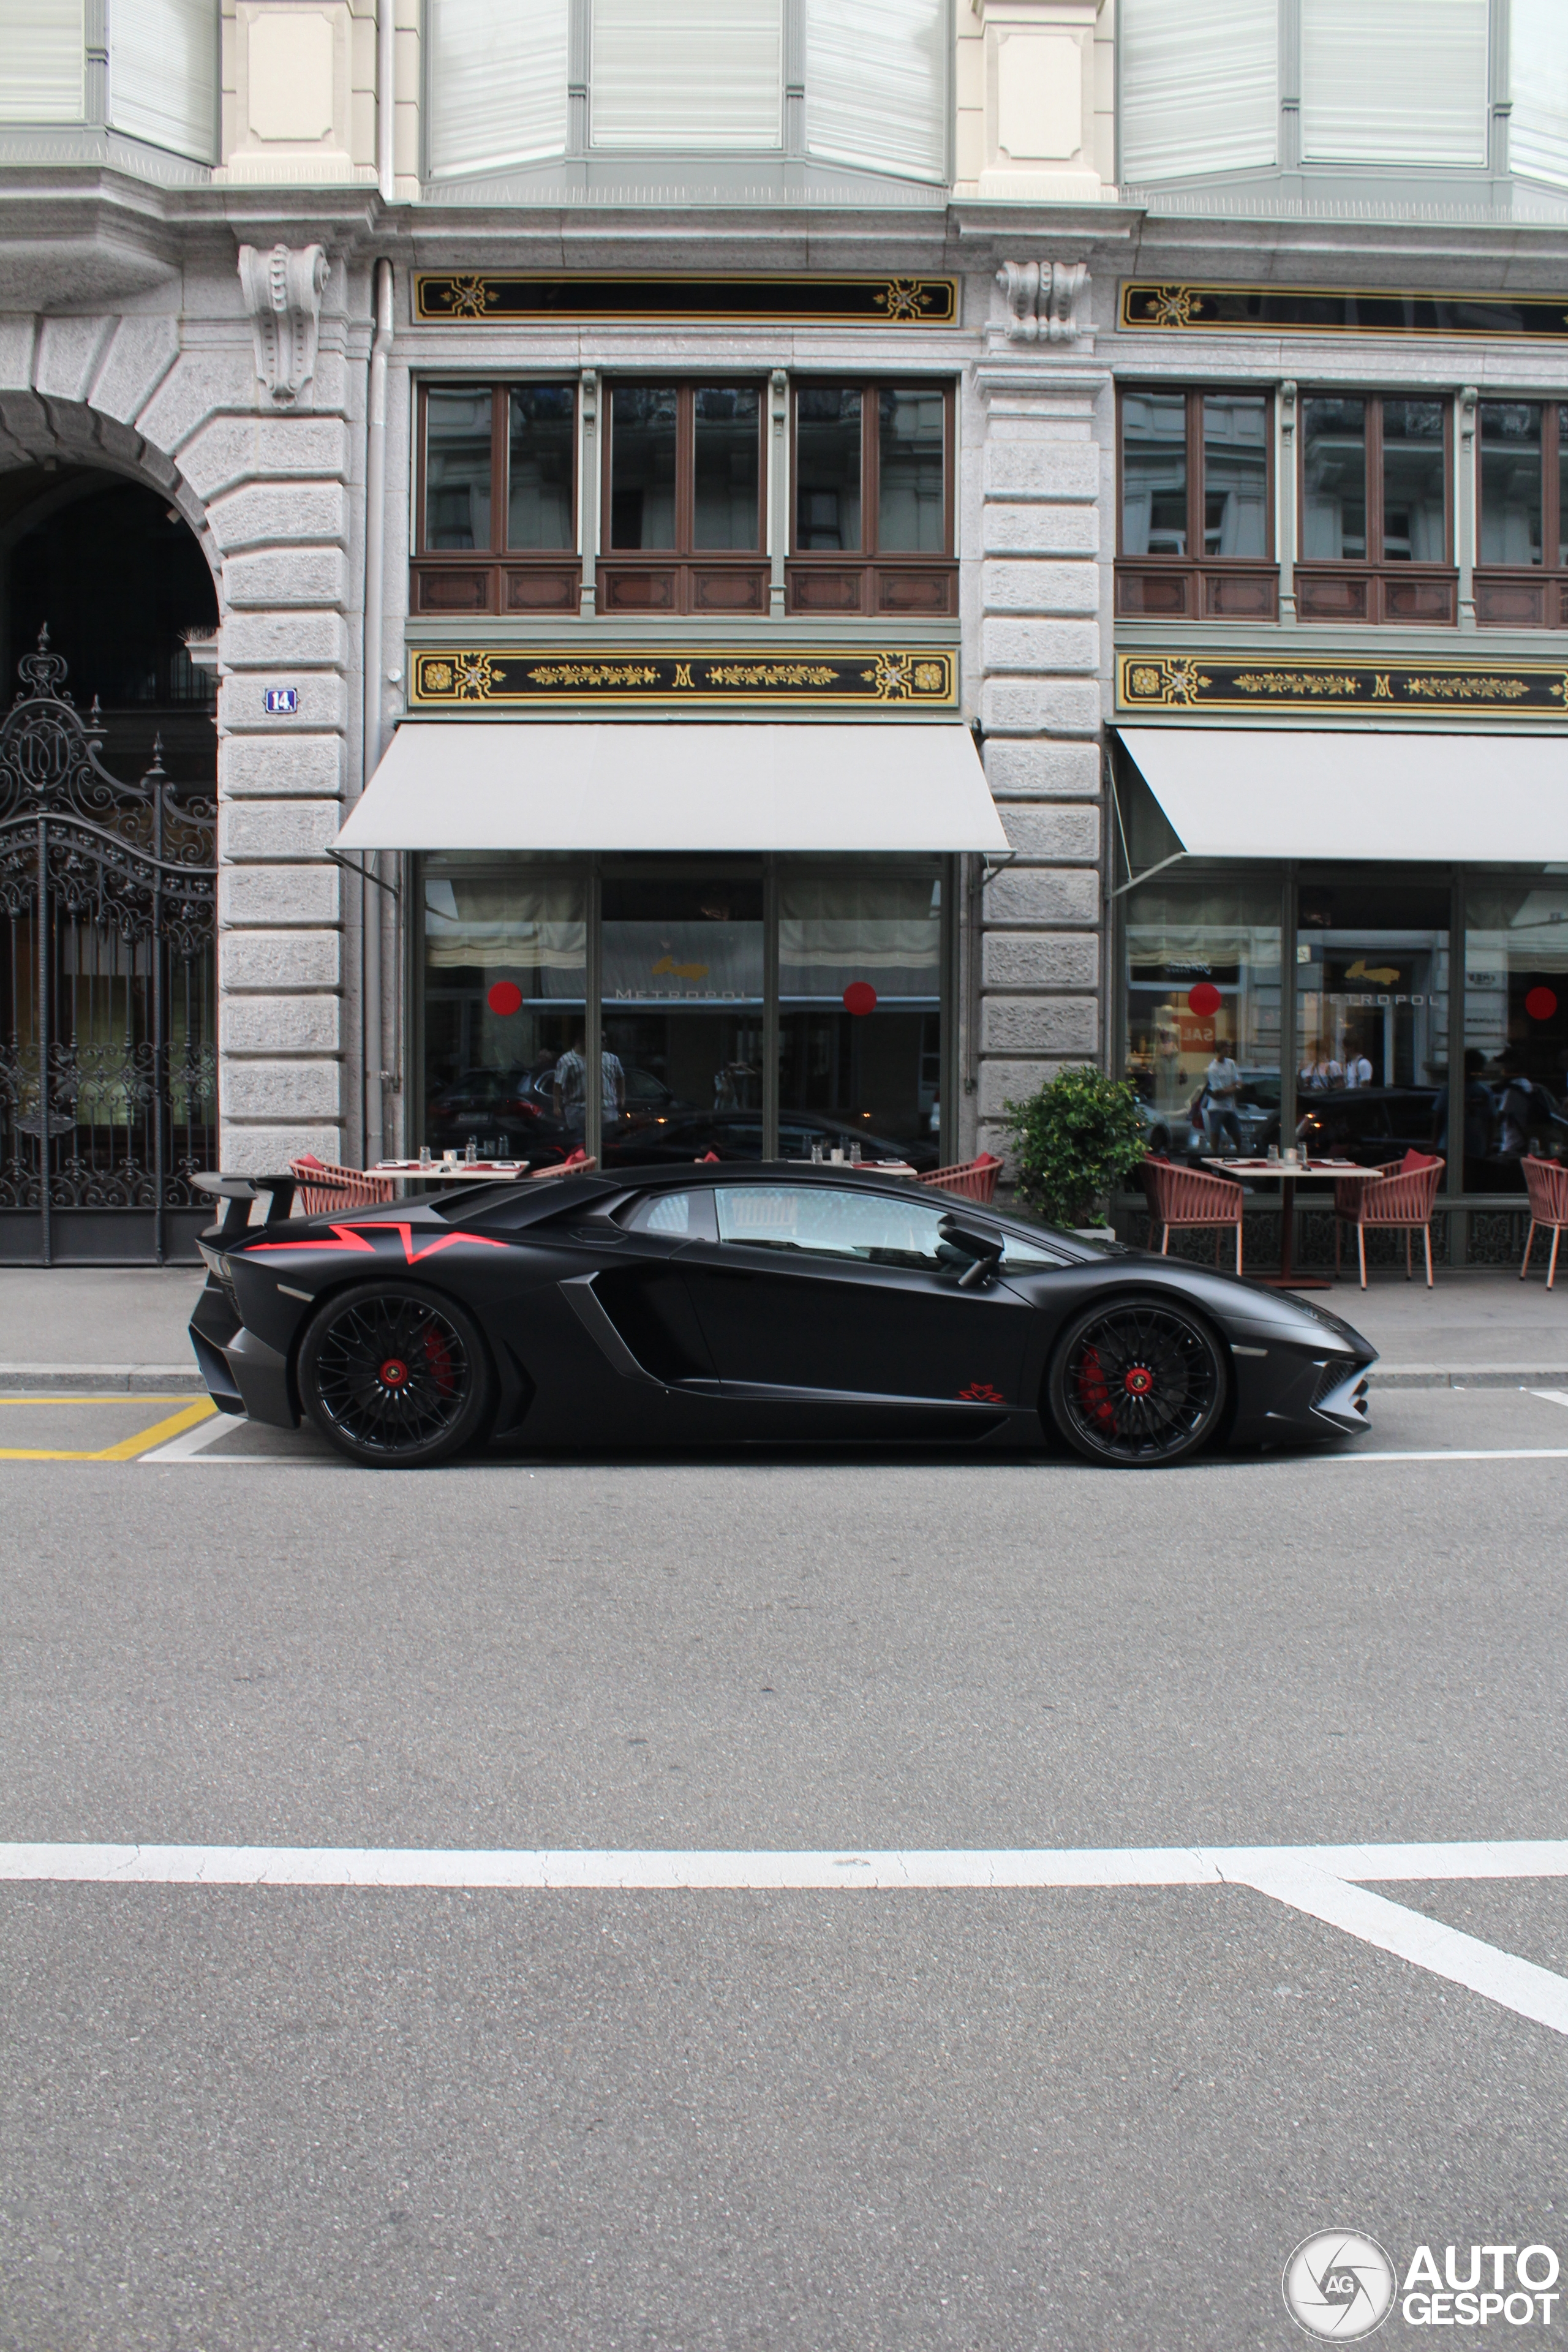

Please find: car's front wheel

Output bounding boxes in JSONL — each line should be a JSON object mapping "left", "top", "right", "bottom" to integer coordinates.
{"left": 297, "top": 1283, "right": 494, "bottom": 1467}
{"left": 1047, "top": 1297, "right": 1226, "bottom": 1468}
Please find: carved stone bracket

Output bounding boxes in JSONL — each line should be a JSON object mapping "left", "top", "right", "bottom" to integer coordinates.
{"left": 995, "top": 260, "right": 1091, "bottom": 345}
{"left": 238, "top": 243, "right": 329, "bottom": 405}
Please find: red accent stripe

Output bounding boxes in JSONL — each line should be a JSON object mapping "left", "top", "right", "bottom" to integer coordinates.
{"left": 246, "top": 1221, "right": 508, "bottom": 1264}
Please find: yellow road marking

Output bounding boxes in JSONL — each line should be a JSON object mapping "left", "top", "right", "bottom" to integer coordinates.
{"left": 0, "top": 1398, "right": 216, "bottom": 1462}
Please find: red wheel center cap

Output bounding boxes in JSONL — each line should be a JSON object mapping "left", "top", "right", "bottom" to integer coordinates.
{"left": 380, "top": 1357, "right": 409, "bottom": 1388}
{"left": 1123, "top": 1365, "right": 1155, "bottom": 1396}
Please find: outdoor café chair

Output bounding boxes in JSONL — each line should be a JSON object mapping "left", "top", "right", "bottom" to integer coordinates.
{"left": 1521, "top": 1152, "right": 1568, "bottom": 1291}
{"left": 288, "top": 1154, "right": 398, "bottom": 1215}
{"left": 1141, "top": 1153, "right": 1244, "bottom": 1275}
{"left": 920, "top": 1152, "right": 1003, "bottom": 1204}
{"left": 1333, "top": 1150, "right": 1444, "bottom": 1289}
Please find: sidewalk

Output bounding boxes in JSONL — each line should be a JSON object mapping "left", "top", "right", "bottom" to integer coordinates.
{"left": 0, "top": 1261, "right": 1563, "bottom": 1393}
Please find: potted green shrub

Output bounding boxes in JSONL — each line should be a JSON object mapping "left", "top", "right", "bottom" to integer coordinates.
{"left": 1001, "top": 1066, "right": 1147, "bottom": 1234}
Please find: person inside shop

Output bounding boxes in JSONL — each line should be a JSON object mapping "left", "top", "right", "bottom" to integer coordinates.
{"left": 1342, "top": 1030, "right": 1373, "bottom": 1088}
{"left": 553, "top": 1027, "right": 625, "bottom": 1140}
{"left": 1202, "top": 1044, "right": 1245, "bottom": 1154}
{"left": 1298, "top": 1047, "right": 1344, "bottom": 1090}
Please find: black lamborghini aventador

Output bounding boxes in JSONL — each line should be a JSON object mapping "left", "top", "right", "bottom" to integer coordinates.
{"left": 189, "top": 1166, "right": 1376, "bottom": 1470}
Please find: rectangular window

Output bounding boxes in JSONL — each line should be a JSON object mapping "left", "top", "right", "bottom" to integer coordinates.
{"left": 795, "top": 388, "right": 862, "bottom": 551}
{"left": 1300, "top": 0, "right": 1488, "bottom": 167}
{"left": 805, "top": 0, "right": 947, "bottom": 184}
{"left": 426, "top": 0, "right": 568, "bottom": 179}
{"left": 108, "top": 0, "right": 217, "bottom": 160}
{"left": 600, "top": 383, "right": 767, "bottom": 614}
{"left": 0, "top": 0, "right": 84, "bottom": 121}
{"left": 1475, "top": 402, "right": 1568, "bottom": 626}
{"left": 421, "top": 862, "right": 587, "bottom": 1163}
{"left": 1116, "top": 386, "right": 1275, "bottom": 619}
{"left": 1123, "top": 878, "right": 1283, "bottom": 1170}
{"left": 1511, "top": 0, "right": 1568, "bottom": 190}
{"left": 1297, "top": 391, "right": 1455, "bottom": 623}
{"left": 1463, "top": 880, "right": 1568, "bottom": 1193}
{"left": 591, "top": 0, "right": 783, "bottom": 151}
{"left": 413, "top": 381, "right": 579, "bottom": 616}
{"left": 1118, "top": 0, "right": 1277, "bottom": 182}
{"left": 778, "top": 871, "right": 943, "bottom": 1158}
{"left": 788, "top": 380, "right": 955, "bottom": 615}
{"left": 424, "top": 386, "right": 494, "bottom": 551}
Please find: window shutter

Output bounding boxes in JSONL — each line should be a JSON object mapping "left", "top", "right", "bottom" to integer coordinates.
{"left": 428, "top": 0, "right": 568, "bottom": 179}
{"left": 1511, "top": 0, "right": 1568, "bottom": 189}
{"left": 1119, "top": 0, "right": 1276, "bottom": 183}
{"left": 0, "top": 0, "right": 84, "bottom": 123}
{"left": 590, "top": 0, "right": 782, "bottom": 151}
{"left": 109, "top": 0, "right": 217, "bottom": 160}
{"left": 805, "top": 0, "right": 946, "bottom": 183}
{"left": 1300, "top": 0, "right": 1488, "bottom": 166}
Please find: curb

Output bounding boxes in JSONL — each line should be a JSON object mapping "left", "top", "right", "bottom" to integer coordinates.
{"left": 0, "top": 1366, "right": 205, "bottom": 1394}
{"left": 1366, "top": 1367, "right": 1568, "bottom": 1390}
{"left": 1, "top": 1365, "right": 1564, "bottom": 1398}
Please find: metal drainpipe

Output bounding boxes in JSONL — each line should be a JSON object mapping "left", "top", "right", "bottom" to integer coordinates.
{"left": 362, "top": 257, "right": 393, "bottom": 1167}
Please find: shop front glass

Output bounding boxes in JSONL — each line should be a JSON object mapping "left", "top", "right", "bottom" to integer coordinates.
{"left": 601, "top": 873, "right": 766, "bottom": 1167}
{"left": 778, "top": 872, "right": 943, "bottom": 1160}
{"left": 417, "top": 858, "right": 947, "bottom": 1172}
{"left": 1124, "top": 878, "right": 1282, "bottom": 1165}
{"left": 1294, "top": 881, "right": 1450, "bottom": 1168}
{"left": 421, "top": 861, "right": 587, "bottom": 1160}
{"left": 1462, "top": 879, "right": 1568, "bottom": 1190}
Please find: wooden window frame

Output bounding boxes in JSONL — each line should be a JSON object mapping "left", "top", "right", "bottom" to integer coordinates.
{"left": 597, "top": 380, "right": 770, "bottom": 618}
{"left": 1295, "top": 391, "right": 1457, "bottom": 627}
{"left": 1474, "top": 399, "right": 1568, "bottom": 628}
{"left": 1115, "top": 385, "right": 1278, "bottom": 623}
{"left": 786, "top": 380, "right": 957, "bottom": 619}
{"left": 411, "top": 380, "right": 581, "bottom": 619}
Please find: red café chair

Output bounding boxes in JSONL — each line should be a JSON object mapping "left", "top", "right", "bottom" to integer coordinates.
{"left": 288, "top": 1153, "right": 398, "bottom": 1215}
{"left": 1333, "top": 1150, "right": 1444, "bottom": 1289}
{"left": 1141, "top": 1153, "right": 1244, "bottom": 1275}
{"left": 1521, "top": 1153, "right": 1568, "bottom": 1291}
{"left": 920, "top": 1152, "right": 1003, "bottom": 1205}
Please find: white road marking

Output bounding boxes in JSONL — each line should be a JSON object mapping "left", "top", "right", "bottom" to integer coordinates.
{"left": 4, "top": 1839, "right": 1568, "bottom": 2037}
{"left": 1326, "top": 1447, "right": 1568, "bottom": 1463}
{"left": 1232, "top": 1858, "right": 1568, "bottom": 2040}
{"left": 1532, "top": 1390, "right": 1568, "bottom": 1411}
{"left": 140, "top": 1411, "right": 245, "bottom": 1463}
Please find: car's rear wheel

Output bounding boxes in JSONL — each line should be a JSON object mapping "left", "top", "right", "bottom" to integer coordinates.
{"left": 1047, "top": 1297, "right": 1226, "bottom": 1468}
{"left": 297, "top": 1283, "right": 494, "bottom": 1467}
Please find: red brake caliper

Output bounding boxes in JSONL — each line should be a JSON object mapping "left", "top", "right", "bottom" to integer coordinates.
{"left": 1076, "top": 1344, "right": 1115, "bottom": 1428}
{"left": 421, "top": 1327, "right": 455, "bottom": 1397}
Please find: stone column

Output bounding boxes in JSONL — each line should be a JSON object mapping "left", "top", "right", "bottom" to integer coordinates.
{"left": 972, "top": 355, "right": 1109, "bottom": 1165}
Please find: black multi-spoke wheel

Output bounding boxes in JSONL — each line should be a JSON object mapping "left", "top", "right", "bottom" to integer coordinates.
{"left": 297, "top": 1283, "right": 493, "bottom": 1466}
{"left": 1047, "top": 1298, "right": 1226, "bottom": 1468}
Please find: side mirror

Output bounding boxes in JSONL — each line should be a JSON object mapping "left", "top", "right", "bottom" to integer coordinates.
{"left": 937, "top": 1213, "right": 1005, "bottom": 1289}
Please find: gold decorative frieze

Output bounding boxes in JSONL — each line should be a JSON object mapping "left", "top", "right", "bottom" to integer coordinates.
{"left": 1121, "top": 282, "right": 1568, "bottom": 342}
{"left": 415, "top": 274, "right": 958, "bottom": 327}
{"left": 411, "top": 648, "right": 957, "bottom": 708}
{"left": 1118, "top": 655, "right": 1568, "bottom": 716}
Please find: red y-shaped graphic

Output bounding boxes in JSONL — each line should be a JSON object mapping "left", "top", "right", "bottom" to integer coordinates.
{"left": 247, "top": 1222, "right": 508, "bottom": 1263}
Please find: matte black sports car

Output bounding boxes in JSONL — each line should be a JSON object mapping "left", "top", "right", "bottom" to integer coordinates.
{"left": 189, "top": 1167, "right": 1377, "bottom": 1470}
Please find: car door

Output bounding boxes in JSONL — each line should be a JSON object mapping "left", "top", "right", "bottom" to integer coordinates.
{"left": 675, "top": 1182, "right": 1039, "bottom": 1409}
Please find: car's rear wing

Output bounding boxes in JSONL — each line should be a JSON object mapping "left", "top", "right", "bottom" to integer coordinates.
{"left": 191, "top": 1171, "right": 299, "bottom": 1239}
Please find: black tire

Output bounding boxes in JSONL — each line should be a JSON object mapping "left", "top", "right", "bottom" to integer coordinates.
{"left": 1047, "top": 1296, "right": 1227, "bottom": 1468}
{"left": 296, "top": 1283, "right": 494, "bottom": 1467}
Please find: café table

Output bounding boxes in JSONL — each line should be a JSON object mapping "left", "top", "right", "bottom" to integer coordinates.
{"left": 371, "top": 1158, "right": 532, "bottom": 1194}
{"left": 1202, "top": 1155, "right": 1362, "bottom": 1290}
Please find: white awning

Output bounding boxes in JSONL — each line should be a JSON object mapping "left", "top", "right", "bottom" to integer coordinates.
{"left": 337, "top": 721, "right": 1007, "bottom": 853}
{"left": 1117, "top": 727, "right": 1568, "bottom": 863}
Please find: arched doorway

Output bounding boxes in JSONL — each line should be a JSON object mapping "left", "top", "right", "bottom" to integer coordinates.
{"left": 0, "top": 468, "right": 220, "bottom": 1264}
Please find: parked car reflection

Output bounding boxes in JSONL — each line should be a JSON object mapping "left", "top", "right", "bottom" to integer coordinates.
{"left": 605, "top": 1109, "right": 940, "bottom": 1171}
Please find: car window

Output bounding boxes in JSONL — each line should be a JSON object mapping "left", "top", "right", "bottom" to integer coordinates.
{"left": 715, "top": 1185, "right": 949, "bottom": 1267}
{"left": 994, "top": 1228, "right": 1066, "bottom": 1269}
{"left": 620, "top": 1188, "right": 716, "bottom": 1237}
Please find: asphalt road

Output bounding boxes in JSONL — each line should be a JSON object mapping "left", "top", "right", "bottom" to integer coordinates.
{"left": 2, "top": 1387, "right": 1567, "bottom": 2349}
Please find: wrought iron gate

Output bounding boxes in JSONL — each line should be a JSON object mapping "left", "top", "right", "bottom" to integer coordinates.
{"left": 0, "top": 630, "right": 217, "bottom": 1264}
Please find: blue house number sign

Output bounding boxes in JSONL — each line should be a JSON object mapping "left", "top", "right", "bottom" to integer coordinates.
{"left": 263, "top": 687, "right": 298, "bottom": 714}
